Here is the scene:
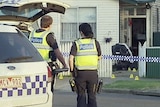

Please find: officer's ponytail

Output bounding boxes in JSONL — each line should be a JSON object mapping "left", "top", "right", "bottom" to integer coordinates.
{"left": 79, "top": 23, "right": 93, "bottom": 38}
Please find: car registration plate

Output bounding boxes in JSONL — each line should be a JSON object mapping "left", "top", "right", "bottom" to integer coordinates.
{"left": 0, "top": 77, "right": 22, "bottom": 88}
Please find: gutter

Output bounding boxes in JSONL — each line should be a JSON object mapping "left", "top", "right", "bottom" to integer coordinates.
{"left": 120, "top": 0, "right": 156, "bottom": 5}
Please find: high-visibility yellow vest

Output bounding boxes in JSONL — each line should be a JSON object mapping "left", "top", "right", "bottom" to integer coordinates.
{"left": 29, "top": 30, "right": 52, "bottom": 61}
{"left": 75, "top": 39, "right": 98, "bottom": 70}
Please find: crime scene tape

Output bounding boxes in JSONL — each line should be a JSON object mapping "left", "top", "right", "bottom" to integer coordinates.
{"left": 102, "top": 55, "right": 160, "bottom": 63}
{"left": 62, "top": 52, "right": 160, "bottom": 63}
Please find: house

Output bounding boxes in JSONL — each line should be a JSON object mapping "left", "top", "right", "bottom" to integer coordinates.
{"left": 48, "top": 0, "right": 158, "bottom": 77}
{"left": 119, "top": 0, "right": 160, "bottom": 78}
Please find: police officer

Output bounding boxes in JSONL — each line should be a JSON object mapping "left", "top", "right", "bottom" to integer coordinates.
{"left": 29, "top": 15, "right": 67, "bottom": 92}
{"left": 69, "top": 23, "right": 101, "bottom": 107}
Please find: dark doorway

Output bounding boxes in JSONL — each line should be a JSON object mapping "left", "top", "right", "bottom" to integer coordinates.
{"left": 131, "top": 18, "right": 146, "bottom": 56}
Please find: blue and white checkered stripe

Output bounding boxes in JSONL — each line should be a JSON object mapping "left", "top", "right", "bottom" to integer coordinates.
{"left": 102, "top": 55, "right": 160, "bottom": 63}
{"left": 0, "top": 74, "right": 47, "bottom": 98}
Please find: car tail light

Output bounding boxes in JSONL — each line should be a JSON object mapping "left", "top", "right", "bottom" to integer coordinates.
{"left": 47, "top": 66, "right": 52, "bottom": 82}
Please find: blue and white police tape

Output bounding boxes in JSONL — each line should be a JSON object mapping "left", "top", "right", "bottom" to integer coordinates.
{"left": 62, "top": 52, "right": 160, "bottom": 63}
{"left": 102, "top": 55, "right": 160, "bottom": 63}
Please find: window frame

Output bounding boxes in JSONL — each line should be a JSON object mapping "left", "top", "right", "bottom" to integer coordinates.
{"left": 60, "top": 7, "right": 97, "bottom": 42}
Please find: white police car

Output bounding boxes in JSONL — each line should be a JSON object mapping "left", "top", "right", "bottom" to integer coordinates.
{"left": 0, "top": 0, "right": 69, "bottom": 107}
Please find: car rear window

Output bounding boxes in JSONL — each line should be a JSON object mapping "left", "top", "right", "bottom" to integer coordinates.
{"left": 0, "top": 7, "right": 41, "bottom": 18}
{"left": 0, "top": 28, "right": 43, "bottom": 63}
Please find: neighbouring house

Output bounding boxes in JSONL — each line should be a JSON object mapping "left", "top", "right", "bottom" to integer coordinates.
{"left": 47, "top": 0, "right": 159, "bottom": 77}
{"left": 119, "top": 0, "right": 160, "bottom": 78}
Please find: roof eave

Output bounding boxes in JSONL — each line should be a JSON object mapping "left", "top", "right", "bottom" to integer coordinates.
{"left": 120, "top": 0, "right": 156, "bottom": 5}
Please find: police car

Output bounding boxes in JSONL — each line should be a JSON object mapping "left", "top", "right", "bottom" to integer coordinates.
{"left": 0, "top": 0, "right": 69, "bottom": 107}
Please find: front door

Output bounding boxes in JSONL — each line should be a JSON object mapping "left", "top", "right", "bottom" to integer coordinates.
{"left": 131, "top": 18, "right": 146, "bottom": 56}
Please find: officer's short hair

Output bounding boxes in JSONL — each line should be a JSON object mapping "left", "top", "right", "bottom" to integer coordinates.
{"left": 40, "top": 15, "right": 53, "bottom": 28}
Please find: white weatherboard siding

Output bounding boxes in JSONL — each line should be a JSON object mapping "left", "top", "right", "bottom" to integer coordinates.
{"left": 146, "top": 1, "right": 160, "bottom": 46}
{"left": 152, "top": 0, "right": 160, "bottom": 32}
{"left": 50, "top": 0, "right": 119, "bottom": 77}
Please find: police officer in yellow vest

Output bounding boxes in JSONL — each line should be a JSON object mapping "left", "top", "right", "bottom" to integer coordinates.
{"left": 69, "top": 23, "right": 101, "bottom": 107}
{"left": 29, "top": 15, "right": 67, "bottom": 92}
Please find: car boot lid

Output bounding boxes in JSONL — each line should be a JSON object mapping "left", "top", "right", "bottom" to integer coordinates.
{"left": 0, "top": 0, "right": 70, "bottom": 22}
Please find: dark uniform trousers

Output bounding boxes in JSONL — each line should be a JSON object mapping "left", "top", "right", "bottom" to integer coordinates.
{"left": 75, "top": 70, "right": 98, "bottom": 107}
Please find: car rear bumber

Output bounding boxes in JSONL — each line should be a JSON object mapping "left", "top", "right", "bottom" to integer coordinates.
{"left": 0, "top": 61, "right": 52, "bottom": 107}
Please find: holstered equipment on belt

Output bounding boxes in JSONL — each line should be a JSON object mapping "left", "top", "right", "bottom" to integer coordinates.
{"left": 96, "top": 79, "right": 103, "bottom": 94}
{"left": 69, "top": 78, "right": 77, "bottom": 92}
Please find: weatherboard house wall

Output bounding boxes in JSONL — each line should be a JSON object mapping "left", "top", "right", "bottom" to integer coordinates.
{"left": 151, "top": 0, "right": 160, "bottom": 33}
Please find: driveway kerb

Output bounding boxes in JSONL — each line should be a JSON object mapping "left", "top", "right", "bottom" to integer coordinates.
{"left": 102, "top": 88, "right": 160, "bottom": 97}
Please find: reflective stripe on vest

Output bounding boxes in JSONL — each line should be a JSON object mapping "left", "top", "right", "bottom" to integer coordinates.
{"left": 29, "top": 30, "right": 52, "bottom": 61}
{"left": 75, "top": 39, "right": 98, "bottom": 70}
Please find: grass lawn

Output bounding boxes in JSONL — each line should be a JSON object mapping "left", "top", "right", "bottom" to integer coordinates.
{"left": 104, "top": 80, "right": 160, "bottom": 90}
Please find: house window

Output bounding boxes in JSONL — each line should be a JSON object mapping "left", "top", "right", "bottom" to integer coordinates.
{"left": 137, "top": 8, "right": 146, "bottom": 15}
{"left": 61, "top": 7, "right": 97, "bottom": 41}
